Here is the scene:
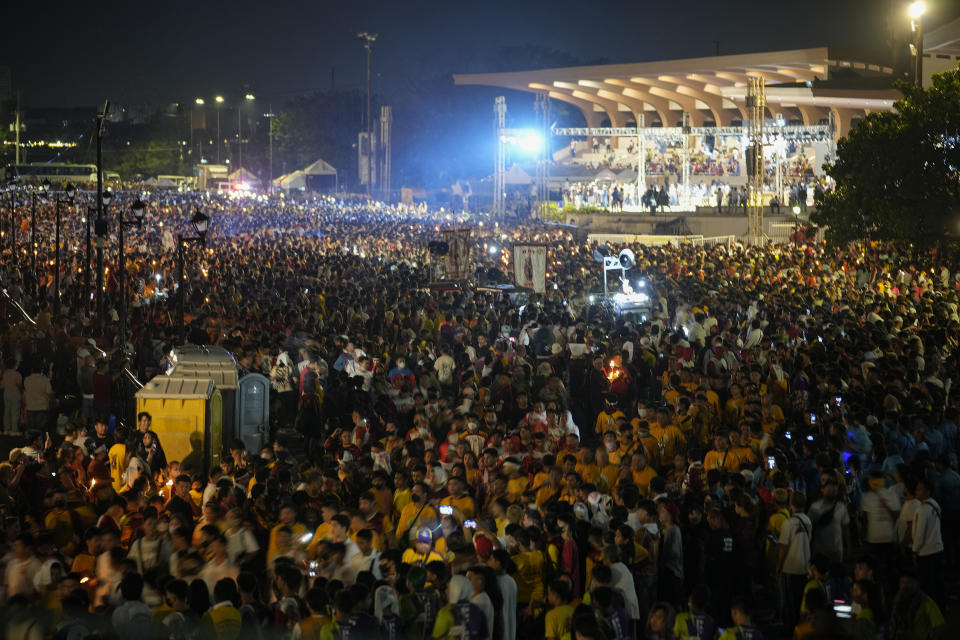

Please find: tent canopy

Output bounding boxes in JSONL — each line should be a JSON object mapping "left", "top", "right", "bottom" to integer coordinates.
{"left": 274, "top": 170, "right": 307, "bottom": 190}
{"left": 504, "top": 163, "right": 532, "bottom": 185}
{"left": 594, "top": 169, "right": 617, "bottom": 182}
{"left": 229, "top": 168, "right": 260, "bottom": 183}
{"left": 302, "top": 159, "right": 337, "bottom": 176}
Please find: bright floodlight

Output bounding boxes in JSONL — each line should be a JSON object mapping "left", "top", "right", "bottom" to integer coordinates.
{"left": 908, "top": 1, "right": 925, "bottom": 18}
{"left": 195, "top": 97, "right": 205, "bottom": 105}
{"left": 515, "top": 130, "right": 542, "bottom": 153}
{"left": 244, "top": 93, "right": 255, "bottom": 101}
{"left": 488, "top": 245, "right": 499, "bottom": 255}
{"left": 215, "top": 95, "right": 224, "bottom": 104}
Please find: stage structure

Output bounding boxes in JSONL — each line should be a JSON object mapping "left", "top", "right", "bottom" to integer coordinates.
{"left": 551, "top": 120, "right": 834, "bottom": 209}
{"left": 534, "top": 91, "right": 551, "bottom": 220}
{"left": 746, "top": 76, "right": 766, "bottom": 245}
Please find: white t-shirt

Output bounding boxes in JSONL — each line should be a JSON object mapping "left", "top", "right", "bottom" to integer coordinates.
{"left": 610, "top": 562, "right": 640, "bottom": 620}
{"left": 226, "top": 527, "right": 260, "bottom": 564}
{"left": 861, "top": 488, "right": 900, "bottom": 544}
{"left": 5, "top": 555, "right": 41, "bottom": 597}
{"left": 434, "top": 355, "right": 455, "bottom": 385}
{"left": 778, "top": 513, "right": 812, "bottom": 576}
{"left": 898, "top": 497, "right": 920, "bottom": 543}
{"left": 912, "top": 499, "right": 944, "bottom": 557}
{"left": 497, "top": 574, "right": 518, "bottom": 640}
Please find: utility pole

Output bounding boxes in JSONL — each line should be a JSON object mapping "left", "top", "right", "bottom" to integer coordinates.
{"left": 265, "top": 105, "right": 276, "bottom": 193}
{"left": 95, "top": 101, "right": 109, "bottom": 337}
{"left": 14, "top": 92, "right": 21, "bottom": 165}
{"left": 358, "top": 32, "right": 378, "bottom": 196}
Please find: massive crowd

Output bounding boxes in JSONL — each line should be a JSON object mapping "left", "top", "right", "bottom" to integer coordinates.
{"left": 0, "top": 189, "right": 957, "bottom": 640}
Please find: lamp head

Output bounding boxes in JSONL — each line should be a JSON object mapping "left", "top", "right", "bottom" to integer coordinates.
{"left": 792, "top": 205, "right": 801, "bottom": 215}
{"left": 131, "top": 198, "right": 147, "bottom": 223}
{"left": 102, "top": 189, "right": 114, "bottom": 206}
{"left": 190, "top": 208, "right": 210, "bottom": 237}
{"left": 195, "top": 98, "right": 205, "bottom": 105}
{"left": 908, "top": 1, "right": 925, "bottom": 19}
{"left": 244, "top": 93, "right": 255, "bottom": 101}
{"left": 65, "top": 183, "right": 76, "bottom": 199}
{"left": 41, "top": 180, "right": 51, "bottom": 193}
{"left": 215, "top": 95, "right": 224, "bottom": 104}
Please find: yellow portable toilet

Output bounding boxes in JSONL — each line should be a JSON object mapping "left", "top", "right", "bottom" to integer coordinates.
{"left": 135, "top": 377, "right": 220, "bottom": 473}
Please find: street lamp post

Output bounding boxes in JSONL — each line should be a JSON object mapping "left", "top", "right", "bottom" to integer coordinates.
{"left": 96, "top": 189, "right": 114, "bottom": 337}
{"left": 195, "top": 98, "right": 205, "bottom": 161}
{"left": 84, "top": 205, "right": 94, "bottom": 313}
{"left": 118, "top": 198, "right": 147, "bottom": 353}
{"left": 49, "top": 181, "right": 76, "bottom": 316}
{"left": 7, "top": 178, "right": 18, "bottom": 257}
{"left": 215, "top": 96, "right": 224, "bottom": 163}
{"left": 792, "top": 204, "right": 801, "bottom": 241}
{"left": 239, "top": 93, "right": 254, "bottom": 173}
{"left": 358, "top": 32, "right": 378, "bottom": 196}
{"left": 265, "top": 106, "right": 276, "bottom": 193}
{"left": 176, "top": 209, "right": 210, "bottom": 344}
{"left": 909, "top": 1, "right": 926, "bottom": 86}
{"left": 31, "top": 182, "right": 49, "bottom": 277}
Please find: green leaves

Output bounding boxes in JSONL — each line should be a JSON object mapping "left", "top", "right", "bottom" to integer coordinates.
{"left": 814, "top": 63, "right": 960, "bottom": 249}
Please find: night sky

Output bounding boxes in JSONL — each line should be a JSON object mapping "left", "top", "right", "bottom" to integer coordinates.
{"left": 5, "top": 0, "right": 956, "bottom": 108}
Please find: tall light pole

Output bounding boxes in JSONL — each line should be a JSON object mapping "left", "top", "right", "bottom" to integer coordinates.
{"left": 176, "top": 209, "right": 210, "bottom": 344}
{"left": 909, "top": 1, "right": 926, "bottom": 87}
{"left": 239, "top": 93, "right": 254, "bottom": 173}
{"left": 95, "top": 189, "right": 113, "bottom": 337}
{"left": 358, "top": 32, "right": 378, "bottom": 196}
{"left": 215, "top": 95, "right": 224, "bottom": 163}
{"left": 195, "top": 98, "right": 205, "bottom": 161}
{"left": 48, "top": 181, "right": 75, "bottom": 316}
{"left": 264, "top": 106, "right": 276, "bottom": 193}
{"left": 118, "top": 198, "right": 146, "bottom": 353}
{"left": 95, "top": 100, "right": 109, "bottom": 334}
{"left": 31, "top": 181, "right": 49, "bottom": 278}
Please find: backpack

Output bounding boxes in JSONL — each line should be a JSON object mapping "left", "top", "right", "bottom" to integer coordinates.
{"left": 337, "top": 614, "right": 379, "bottom": 640}
{"left": 449, "top": 601, "right": 488, "bottom": 640}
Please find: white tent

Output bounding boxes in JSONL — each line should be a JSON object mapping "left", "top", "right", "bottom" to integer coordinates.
{"left": 594, "top": 168, "right": 618, "bottom": 182}
{"left": 302, "top": 158, "right": 337, "bottom": 176}
{"left": 504, "top": 164, "right": 532, "bottom": 185}
{"left": 274, "top": 170, "right": 307, "bottom": 191}
{"left": 300, "top": 159, "right": 338, "bottom": 191}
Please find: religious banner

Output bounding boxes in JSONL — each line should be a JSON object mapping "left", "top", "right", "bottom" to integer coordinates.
{"left": 441, "top": 228, "right": 472, "bottom": 281}
{"left": 513, "top": 243, "right": 547, "bottom": 293}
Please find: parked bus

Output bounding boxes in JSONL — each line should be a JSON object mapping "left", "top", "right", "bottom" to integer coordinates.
{"left": 2, "top": 163, "right": 99, "bottom": 185}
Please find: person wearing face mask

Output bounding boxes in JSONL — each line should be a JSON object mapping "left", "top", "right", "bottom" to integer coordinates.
{"left": 395, "top": 482, "right": 437, "bottom": 543}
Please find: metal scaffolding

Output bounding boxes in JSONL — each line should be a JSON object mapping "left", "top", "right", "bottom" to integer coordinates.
{"left": 379, "top": 105, "right": 392, "bottom": 201}
{"left": 493, "top": 96, "right": 506, "bottom": 219}
{"left": 534, "top": 91, "right": 550, "bottom": 220}
{"left": 746, "top": 76, "right": 767, "bottom": 245}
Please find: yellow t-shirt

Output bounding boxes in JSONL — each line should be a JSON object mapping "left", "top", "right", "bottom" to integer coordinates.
{"left": 595, "top": 410, "right": 625, "bottom": 435}
{"left": 631, "top": 466, "right": 658, "bottom": 495}
{"left": 703, "top": 449, "right": 740, "bottom": 472}
{"left": 575, "top": 463, "right": 601, "bottom": 486}
{"left": 393, "top": 488, "right": 412, "bottom": 515}
{"left": 512, "top": 550, "right": 545, "bottom": 604}
{"left": 545, "top": 604, "right": 575, "bottom": 639}
{"left": 506, "top": 476, "right": 529, "bottom": 503}
{"left": 108, "top": 443, "right": 127, "bottom": 492}
{"left": 440, "top": 495, "right": 475, "bottom": 519}
{"left": 395, "top": 503, "right": 437, "bottom": 539}
{"left": 268, "top": 522, "right": 307, "bottom": 564}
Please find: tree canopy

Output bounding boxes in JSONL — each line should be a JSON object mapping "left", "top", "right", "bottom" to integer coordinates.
{"left": 812, "top": 63, "right": 960, "bottom": 249}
